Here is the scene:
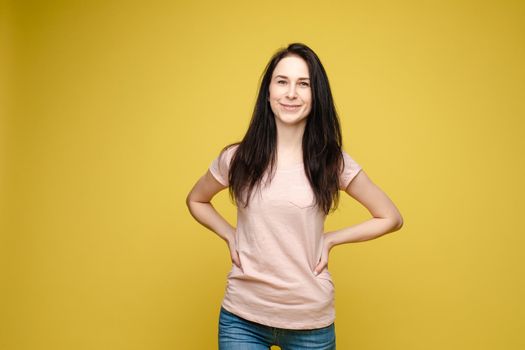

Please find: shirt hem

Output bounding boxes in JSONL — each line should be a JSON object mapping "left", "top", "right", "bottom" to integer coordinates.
{"left": 220, "top": 303, "right": 335, "bottom": 330}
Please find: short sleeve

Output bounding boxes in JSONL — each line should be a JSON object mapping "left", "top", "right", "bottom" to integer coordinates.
{"left": 339, "top": 150, "right": 363, "bottom": 190}
{"left": 209, "top": 144, "right": 239, "bottom": 186}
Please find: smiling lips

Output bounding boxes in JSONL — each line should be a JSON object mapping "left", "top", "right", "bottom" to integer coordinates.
{"left": 280, "top": 103, "right": 301, "bottom": 111}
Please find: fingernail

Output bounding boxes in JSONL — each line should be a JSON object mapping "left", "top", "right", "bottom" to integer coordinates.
{"left": 314, "top": 270, "right": 319, "bottom": 275}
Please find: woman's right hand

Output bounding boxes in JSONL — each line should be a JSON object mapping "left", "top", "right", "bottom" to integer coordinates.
{"left": 226, "top": 230, "right": 242, "bottom": 270}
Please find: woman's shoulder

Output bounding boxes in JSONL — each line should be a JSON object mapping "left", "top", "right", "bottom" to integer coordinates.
{"left": 209, "top": 143, "right": 241, "bottom": 186}
{"left": 338, "top": 148, "right": 363, "bottom": 190}
{"left": 219, "top": 142, "right": 240, "bottom": 157}
{"left": 340, "top": 148, "right": 360, "bottom": 163}
{"left": 225, "top": 142, "right": 241, "bottom": 152}
{"left": 213, "top": 142, "right": 241, "bottom": 166}
{"left": 219, "top": 142, "right": 241, "bottom": 158}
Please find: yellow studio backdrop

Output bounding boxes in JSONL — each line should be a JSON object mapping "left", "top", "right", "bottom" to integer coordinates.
{"left": 1, "top": 0, "right": 524, "bottom": 349}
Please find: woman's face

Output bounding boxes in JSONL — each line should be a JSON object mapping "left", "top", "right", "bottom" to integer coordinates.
{"left": 268, "top": 55, "right": 312, "bottom": 127}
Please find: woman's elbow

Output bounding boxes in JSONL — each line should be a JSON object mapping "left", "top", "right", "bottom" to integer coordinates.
{"left": 393, "top": 215, "right": 404, "bottom": 231}
{"left": 185, "top": 193, "right": 196, "bottom": 213}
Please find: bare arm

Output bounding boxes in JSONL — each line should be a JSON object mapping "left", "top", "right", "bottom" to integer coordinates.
{"left": 185, "top": 170, "right": 241, "bottom": 268}
{"left": 314, "top": 169, "right": 404, "bottom": 274}
{"left": 328, "top": 169, "right": 403, "bottom": 246}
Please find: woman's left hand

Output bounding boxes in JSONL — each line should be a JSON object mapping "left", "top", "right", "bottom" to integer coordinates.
{"left": 314, "top": 233, "right": 334, "bottom": 275}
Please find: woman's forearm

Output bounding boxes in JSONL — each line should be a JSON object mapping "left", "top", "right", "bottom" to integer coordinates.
{"left": 325, "top": 217, "right": 403, "bottom": 248}
{"left": 186, "top": 200, "right": 236, "bottom": 243}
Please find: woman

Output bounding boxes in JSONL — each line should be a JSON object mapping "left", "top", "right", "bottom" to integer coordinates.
{"left": 186, "top": 42, "right": 403, "bottom": 350}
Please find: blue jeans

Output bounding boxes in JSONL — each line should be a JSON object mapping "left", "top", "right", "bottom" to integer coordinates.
{"left": 218, "top": 306, "right": 336, "bottom": 350}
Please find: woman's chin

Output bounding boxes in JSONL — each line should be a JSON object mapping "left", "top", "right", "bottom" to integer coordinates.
{"left": 274, "top": 114, "right": 308, "bottom": 126}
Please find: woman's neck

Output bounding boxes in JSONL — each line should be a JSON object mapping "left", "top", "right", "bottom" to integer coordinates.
{"left": 275, "top": 120, "right": 306, "bottom": 164}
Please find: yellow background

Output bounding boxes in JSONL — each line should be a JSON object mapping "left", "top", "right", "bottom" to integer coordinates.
{"left": 1, "top": 0, "right": 524, "bottom": 349}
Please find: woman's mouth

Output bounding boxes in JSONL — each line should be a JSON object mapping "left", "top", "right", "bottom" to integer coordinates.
{"left": 280, "top": 103, "right": 301, "bottom": 111}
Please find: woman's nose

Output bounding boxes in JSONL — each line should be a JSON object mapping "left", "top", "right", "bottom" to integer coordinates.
{"left": 286, "top": 84, "right": 298, "bottom": 98}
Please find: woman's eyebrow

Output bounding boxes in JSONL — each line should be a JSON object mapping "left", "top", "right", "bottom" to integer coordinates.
{"left": 274, "top": 75, "right": 310, "bottom": 80}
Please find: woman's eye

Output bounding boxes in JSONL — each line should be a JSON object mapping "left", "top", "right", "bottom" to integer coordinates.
{"left": 276, "top": 80, "right": 308, "bottom": 87}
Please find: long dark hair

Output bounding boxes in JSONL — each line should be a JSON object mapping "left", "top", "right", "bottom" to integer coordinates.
{"left": 221, "top": 42, "right": 345, "bottom": 215}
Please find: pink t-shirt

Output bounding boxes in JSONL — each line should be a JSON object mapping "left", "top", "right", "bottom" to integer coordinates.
{"left": 209, "top": 144, "right": 362, "bottom": 330}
